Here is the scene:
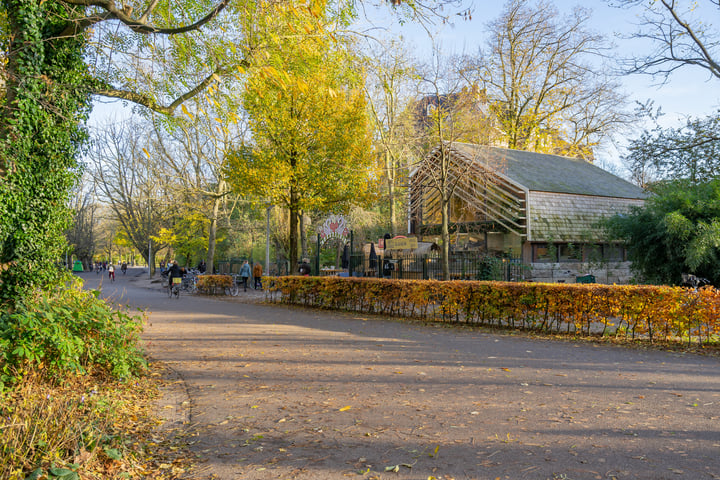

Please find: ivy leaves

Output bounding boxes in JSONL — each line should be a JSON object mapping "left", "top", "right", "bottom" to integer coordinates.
{"left": 0, "top": 0, "right": 91, "bottom": 305}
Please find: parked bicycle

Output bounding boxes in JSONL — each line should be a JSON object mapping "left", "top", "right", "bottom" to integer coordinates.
{"left": 181, "top": 273, "right": 198, "bottom": 294}
{"left": 225, "top": 274, "right": 240, "bottom": 296}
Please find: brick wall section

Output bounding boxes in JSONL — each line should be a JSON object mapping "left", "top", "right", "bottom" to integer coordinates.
{"left": 528, "top": 191, "right": 645, "bottom": 242}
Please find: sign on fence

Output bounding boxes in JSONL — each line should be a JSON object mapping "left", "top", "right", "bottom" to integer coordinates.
{"left": 385, "top": 237, "right": 418, "bottom": 250}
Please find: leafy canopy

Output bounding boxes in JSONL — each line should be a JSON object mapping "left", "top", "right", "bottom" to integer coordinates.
{"left": 625, "top": 111, "right": 720, "bottom": 187}
{"left": 605, "top": 179, "right": 720, "bottom": 286}
{"left": 228, "top": 1, "right": 375, "bottom": 214}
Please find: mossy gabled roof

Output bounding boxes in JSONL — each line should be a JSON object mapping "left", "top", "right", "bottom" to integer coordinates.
{"left": 452, "top": 143, "right": 648, "bottom": 200}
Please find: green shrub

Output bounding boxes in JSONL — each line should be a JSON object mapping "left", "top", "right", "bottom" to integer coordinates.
{"left": 0, "top": 279, "right": 146, "bottom": 389}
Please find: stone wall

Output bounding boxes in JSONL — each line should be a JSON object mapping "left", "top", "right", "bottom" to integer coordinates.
{"left": 529, "top": 261, "right": 635, "bottom": 284}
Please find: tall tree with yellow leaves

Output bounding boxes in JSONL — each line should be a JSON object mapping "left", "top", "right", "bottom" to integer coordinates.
{"left": 227, "top": 2, "right": 375, "bottom": 272}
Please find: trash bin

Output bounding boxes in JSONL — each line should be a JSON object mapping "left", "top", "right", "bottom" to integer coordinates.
{"left": 576, "top": 274, "right": 595, "bottom": 284}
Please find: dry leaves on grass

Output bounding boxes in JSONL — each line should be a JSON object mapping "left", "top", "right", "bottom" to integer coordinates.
{"left": 0, "top": 363, "right": 195, "bottom": 480}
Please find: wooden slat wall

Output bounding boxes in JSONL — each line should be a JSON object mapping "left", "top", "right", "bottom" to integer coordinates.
{"left": 528, "top": 192, "right": 644, "bottom": 242}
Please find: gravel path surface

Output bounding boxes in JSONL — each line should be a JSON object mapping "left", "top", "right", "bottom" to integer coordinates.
{"left": 81, "top": 269, "right": 720, "bottom": 480}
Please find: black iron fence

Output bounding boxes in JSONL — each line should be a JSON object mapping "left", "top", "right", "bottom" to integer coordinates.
{"left": 218, "top": 259, "right": 291, "bottom": 276}
{"left": 340, "top": 251, "right": 526, "bottom": 282}
{"left": 219, "top": 252, "right": 526, "bottom": 282}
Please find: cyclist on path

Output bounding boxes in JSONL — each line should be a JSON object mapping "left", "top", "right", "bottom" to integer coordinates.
{"left": 168, "top": 261, "right": 182, "bottom": 290}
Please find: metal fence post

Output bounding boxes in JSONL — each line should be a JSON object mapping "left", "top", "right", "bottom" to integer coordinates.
{"left": 349, "top": 230, "right": 354, "bottom": 277}
{"left": 315, "top": 234, "right": 320, "bottom": 276}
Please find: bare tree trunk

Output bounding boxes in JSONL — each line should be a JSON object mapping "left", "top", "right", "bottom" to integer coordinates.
{"left": 206, "top": 181, "right": 224, "bottom": 271}
{"left": 441, "top": 195, "right": 450, "bottom": 281}
{"left": 386, "top": 151, "right": 397, "bottom": 234}
{"left": 300, "top": 212, "right": 308, "bottom": 259}
{"left": 207, "top": 207, "right": 219, "bottom": 272}
{"left": 145, "top": 243, "right": 156, "bottom": 276}
{"left": 289, "top": 187, "right": 300, "bottom": 275}
{"left": 335, "top": 240, "right": 342, "bottom": 269}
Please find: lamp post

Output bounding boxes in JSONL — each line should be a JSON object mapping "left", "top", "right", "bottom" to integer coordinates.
{"left": 315, "top": 233, "right": 321, "bottom": 276}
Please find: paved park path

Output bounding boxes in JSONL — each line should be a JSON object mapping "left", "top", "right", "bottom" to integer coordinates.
{"left": 82, "top": 269, "right": 720, "bottom": 480}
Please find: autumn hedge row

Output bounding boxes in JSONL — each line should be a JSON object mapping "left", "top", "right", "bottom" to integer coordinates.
{"left": 266, "top": 277, "right": 720, "bottom": 343}
{"left": 197, "top": 274, "right": 233, "bottom": 294}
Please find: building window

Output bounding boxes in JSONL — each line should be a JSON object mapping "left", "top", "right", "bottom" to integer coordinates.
{"left": 603, "top": 244, "right": 625, "bottom": 261}
{"left": 533, "top": 243, "right": 625, "bottom": 263}
{"left": 583, "top": 244, "right": 603, "bottom": 263}
{"left": 532, "top": 243, "right": 556, "bottom": 263}
{"left": 558, "top": 244, "right": 582, "bottom": 262}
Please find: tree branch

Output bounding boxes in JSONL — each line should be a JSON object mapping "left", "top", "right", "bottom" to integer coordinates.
{"left": 93, "top": 62, "right": 246, "bottom": 115}
{"left": 621, "top": 0, "right": 720, "bottom": 81}
{"left": 59, "top": 0, "right": 230, "bottom": 37}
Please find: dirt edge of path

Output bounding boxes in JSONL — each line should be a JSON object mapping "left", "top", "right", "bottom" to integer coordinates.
{"left": 152, "top": 361, "right": 192, "bottom": 433}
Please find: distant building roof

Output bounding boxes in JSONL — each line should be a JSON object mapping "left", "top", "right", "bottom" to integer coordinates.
{"left": 453, "top": 143, "right": 648, "bottom": 200}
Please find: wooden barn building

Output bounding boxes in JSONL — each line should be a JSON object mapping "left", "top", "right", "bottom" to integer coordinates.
{"left": 409, "top": 143, "right": 648, "bottom": 283}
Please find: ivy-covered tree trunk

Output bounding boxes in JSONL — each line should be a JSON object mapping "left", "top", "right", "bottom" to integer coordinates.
{"left": 0, "top": 0, "right": 91, "bottom": 307}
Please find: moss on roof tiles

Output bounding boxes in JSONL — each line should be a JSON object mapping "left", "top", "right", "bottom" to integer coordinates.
{"left": 453, "top": 143, "right": 648, "bottom": 199}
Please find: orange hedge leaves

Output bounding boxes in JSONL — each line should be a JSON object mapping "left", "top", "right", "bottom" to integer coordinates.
{"left": 197, "top": 275, "right": 233, "bottom": 294}
{"left": 267, "top": 277, "right": 720, "bottom": 344}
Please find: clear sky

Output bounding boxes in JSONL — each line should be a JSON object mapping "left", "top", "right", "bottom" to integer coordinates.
{"left": 359, "top": 0, "right": 718, "bottom": 123}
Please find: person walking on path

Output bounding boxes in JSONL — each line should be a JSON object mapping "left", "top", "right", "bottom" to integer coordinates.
{"left": 252, "top": 262, "right": 263, "bottom": 290}
{"left": 239, "top": 260, "right": 251, "bottom": 292}
{"left": 108, "top": 263, "right": 115, "bottom": 282}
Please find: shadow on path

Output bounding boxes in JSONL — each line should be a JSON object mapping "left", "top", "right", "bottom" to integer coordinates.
{"left": 79, "top": 270, "right": 720, "bottom": 480}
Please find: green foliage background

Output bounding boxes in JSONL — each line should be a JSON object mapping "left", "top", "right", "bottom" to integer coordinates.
{"left": 606, "top": 179, "right": 720, "bottom": 285}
